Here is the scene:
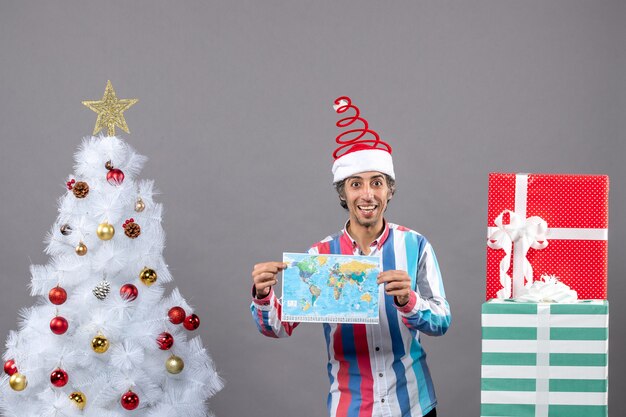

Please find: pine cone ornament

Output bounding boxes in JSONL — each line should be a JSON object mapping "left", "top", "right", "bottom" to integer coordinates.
{"left": 123, "top": 218, "right": 141, "bottom": 239}
{"left": 72, "top": 181, "right": 90, "bottom": 198}
{"left": 93, "top": 280, "right": 111, "bottom": 300}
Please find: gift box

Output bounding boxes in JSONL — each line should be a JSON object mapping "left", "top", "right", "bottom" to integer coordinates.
{"left": 486, "top": 173, "right": 609, "bottom": 300}
{"left": 481, "top": 300, "right": 608, "bottom": 417}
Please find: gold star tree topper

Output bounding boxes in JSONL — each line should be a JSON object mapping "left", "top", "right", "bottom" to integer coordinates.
{"left": 83, "top": 80, "right": 138, "bottom": 136}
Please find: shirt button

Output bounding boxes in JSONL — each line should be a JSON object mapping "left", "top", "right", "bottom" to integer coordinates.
{"left": 375, "top": 347, "right": 380, "bottom": 351}
{"left": 381, "top": 399, "right": 385, "bottom": 403}
{"left": 378, "top": 373, "right": 383, "bottom": 377}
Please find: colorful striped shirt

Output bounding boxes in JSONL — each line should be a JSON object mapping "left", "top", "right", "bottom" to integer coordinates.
{"left": 251, "top": 222, "right": 451, "bottom": 417}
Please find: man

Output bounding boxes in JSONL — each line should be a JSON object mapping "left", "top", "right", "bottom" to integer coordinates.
{"left": 251, "top": 97, "right": 451, "bottom": 417}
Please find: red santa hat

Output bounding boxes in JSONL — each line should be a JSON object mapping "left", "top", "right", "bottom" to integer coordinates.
{"left": 331, "top": 96, "right": 394, "bottom": 183}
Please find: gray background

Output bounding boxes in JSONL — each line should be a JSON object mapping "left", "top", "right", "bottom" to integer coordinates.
{"left": 1, "top": 1, "right": 624, "bottom": 416}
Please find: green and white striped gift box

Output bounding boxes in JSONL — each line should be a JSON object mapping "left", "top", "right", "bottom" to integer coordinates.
{"left": 481, "top": 299, "right": 608, "bottom": 417}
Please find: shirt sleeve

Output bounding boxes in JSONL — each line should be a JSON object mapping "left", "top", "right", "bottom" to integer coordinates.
{"left": 250, "top": 286, "right": 299, "bottom": 338}
{"left": 394, "top": 240, "right": 451, "bottom": 336}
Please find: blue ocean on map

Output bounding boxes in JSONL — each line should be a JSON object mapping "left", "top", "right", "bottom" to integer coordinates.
{"left": 281, "top": 252, "right": 381, "bottom": 324}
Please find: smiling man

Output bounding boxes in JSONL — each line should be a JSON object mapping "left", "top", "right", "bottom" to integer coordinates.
{"left": 250, "top": 97, "right": 451, "bottom": 417}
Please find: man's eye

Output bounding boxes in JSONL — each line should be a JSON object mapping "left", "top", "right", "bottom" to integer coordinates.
{"left": 373, "top": 181, "right": 383, "bottom": 187}
{"left": 350, "top": 182, "right": 361, "bottom": 188}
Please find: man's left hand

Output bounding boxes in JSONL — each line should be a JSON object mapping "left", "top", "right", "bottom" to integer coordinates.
{"left": 377, "top": 270, "right": 412, "bottom": 306}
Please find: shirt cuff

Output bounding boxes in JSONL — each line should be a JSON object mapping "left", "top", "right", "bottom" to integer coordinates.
{"left": 394, "top": 291, "right": 417, "bottom": 314}
{"left": 252, "top": 285, "right": 273, "bottom": 306}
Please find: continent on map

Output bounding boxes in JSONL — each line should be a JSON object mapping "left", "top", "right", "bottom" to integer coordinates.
{"left": 309, "top": 284, "right": 321, "bottom": 305}
{"left": 338, "top": 260, "right": 378, "bottom": 287}
{"left": 294, "top": 258, "right": 318, "bottom": 280}
{"left": 291, "top": 257, "right": 324, "bottom": 307}
{"left": 360, "top": 292, "right": 373, "bottom": 303}
{"left": 299, "top": 298, "right": 312, "bottom": 311}
{"left": 327, "top": 260, "right": 377, "bottom": 300}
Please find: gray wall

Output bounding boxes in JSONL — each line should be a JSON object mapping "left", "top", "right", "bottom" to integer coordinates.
{"left": 1, "top": 1, "right": 624, "bottom": 416}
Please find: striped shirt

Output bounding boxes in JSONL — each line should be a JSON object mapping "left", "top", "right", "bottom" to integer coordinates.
{"left": 251, "top": 222, "right": 451, "bottom": 417}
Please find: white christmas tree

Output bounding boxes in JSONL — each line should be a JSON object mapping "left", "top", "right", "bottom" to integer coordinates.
{"left": 0, "top": 82, "right": 222, "bottom": 417}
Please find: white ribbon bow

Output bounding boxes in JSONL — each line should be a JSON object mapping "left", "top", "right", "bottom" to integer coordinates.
{"left": 514, "top": 274, "right": 578, "bottom": 303}
{"left": 487, "top": 210, "right": 549, "bottom": 299}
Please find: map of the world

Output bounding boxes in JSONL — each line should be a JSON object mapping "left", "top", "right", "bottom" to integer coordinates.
{"left": 281, "top": 253, "right": 381, "bottom": 323}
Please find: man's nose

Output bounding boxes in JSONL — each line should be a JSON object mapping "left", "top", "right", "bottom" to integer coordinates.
{"left": 361, "top": 184, "right": 374, "bottom": 199}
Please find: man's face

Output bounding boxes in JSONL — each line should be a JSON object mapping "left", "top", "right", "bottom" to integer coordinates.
{"left": 342, "top": 171, "right": 391, "bottom": 228}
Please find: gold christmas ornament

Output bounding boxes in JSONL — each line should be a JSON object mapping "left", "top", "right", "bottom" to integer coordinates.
{"left": 83, "top": 80, "right": 138, "bottom": 136}
{"left": 9, "top": 373, "right": 27, "bottom": 391}
{"left": 69, "top": 391, "right": 87, "bottom": 410}
{"left": 139, "top": 267, "right": 157, "bottom": 287}
{"left": 134, "top": 198, "right": 145, "bottom": 212}
{"left": 165, "top": 355, "right": 184, "bottom": 374}
{"left": 96, "top": 222, "right": 115, "bottom": 240}
{"left": 91, "top": 334, "right": 110, "bottom": 353}
{"left": 75, "top": 242, "right": 88, "bottom": 256}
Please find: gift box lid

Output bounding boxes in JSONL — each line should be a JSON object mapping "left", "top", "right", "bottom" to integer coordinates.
{"left": 482, "top": 298, "right": 609, "bottom": 315}
{"left": 488, "top": 173, "right": 609, "bottom": 229}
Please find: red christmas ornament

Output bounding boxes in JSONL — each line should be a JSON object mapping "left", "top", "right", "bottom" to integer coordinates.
{"left": 121, "top": 390, "right": 140, "bottom": 410}
{"left": 48, "top": 286, "right": 67, "bottom": 305}
{"left": 168, "top": 307, "right": 186, "bottom": 325}
{"left": 156, "top": 332, "right": 174, "bottom": 350}
{"left": 120, "top": 284, "right": 139, "bottom": 301}
{"left": 106, "top": 169, "right": 125, "bottom": 186}
{"left": 50, "top": 316, "right": 69, "bottom": 335}
{"left": 66, "top": 179, "right": 76, "bottom": 190}
{"left": 3, "top": 359, "right": 17, "bottom": 376}
{"left": 50, "top": 368, "right": 68, "bottom": 387}
{"left": 183, "top": 314, "right": 200, "bottom": 331}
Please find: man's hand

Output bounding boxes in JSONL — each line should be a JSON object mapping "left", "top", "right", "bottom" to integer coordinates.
{"left": 377, "top": 270, "right": 412, "bottom": 306}
{"left": 252, "top": 262, "right": 288, "bottom": 298}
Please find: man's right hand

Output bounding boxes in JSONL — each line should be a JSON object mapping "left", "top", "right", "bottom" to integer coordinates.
{"left": 252, "top": 262, "right": 288, "bottom": 298}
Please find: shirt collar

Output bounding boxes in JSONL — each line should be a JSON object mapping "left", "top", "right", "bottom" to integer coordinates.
{"left": 342, "top": 219, "right": 390, "bottom": 252}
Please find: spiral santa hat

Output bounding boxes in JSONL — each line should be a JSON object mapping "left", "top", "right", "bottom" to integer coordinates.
{"left": 331, "top": 96, "right": 395, "bottom": 183}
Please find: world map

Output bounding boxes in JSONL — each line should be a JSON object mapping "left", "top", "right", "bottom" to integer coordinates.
{"left": 281, "top": 253, "right": 381, "bottom": 323}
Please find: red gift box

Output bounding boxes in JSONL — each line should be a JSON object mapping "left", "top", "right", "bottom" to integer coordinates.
{"left": 486, "top": 173, "right": 609, "bottom": 300}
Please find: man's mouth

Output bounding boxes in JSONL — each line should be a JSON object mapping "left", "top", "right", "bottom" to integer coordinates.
{"left": 357, "top": 204, "right": 378, "bottom": 214}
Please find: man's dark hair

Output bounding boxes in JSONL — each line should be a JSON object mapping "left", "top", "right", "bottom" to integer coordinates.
{"left": 334, "top": 174, "right": 396, "bottom": 210}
